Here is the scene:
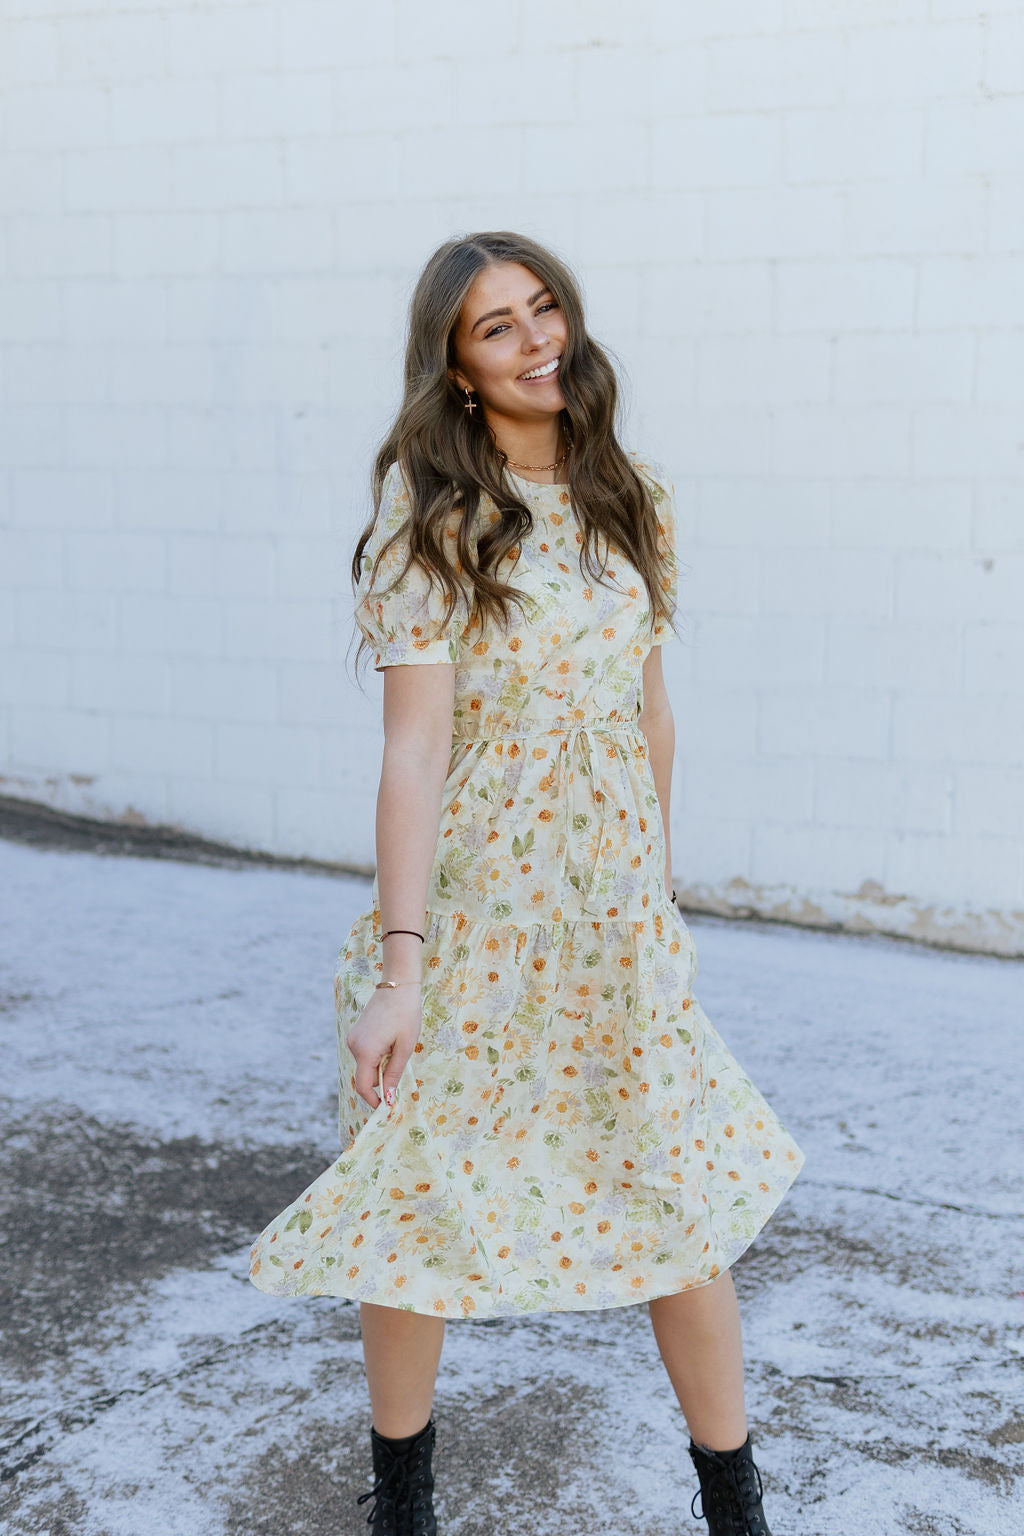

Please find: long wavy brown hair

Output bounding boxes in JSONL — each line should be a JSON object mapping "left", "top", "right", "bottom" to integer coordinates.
{"left": 351, "top": 230, "right": 677, "bottom": 675}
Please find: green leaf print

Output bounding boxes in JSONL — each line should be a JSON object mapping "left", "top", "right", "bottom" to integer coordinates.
{"left": 542, "top": 1132, "right": 564, "bottom": 1148}
{"left": 583, "top": 950, "right": 601, "bottom": 967}
{"left": 518, "top": 1202, "right": 542, "bottom": 1233}
{"left": 434, "top": 847, "right": 475, "bottom": 899}
{"left": 408, "top": 1127, "right": 426, "bottom": 1145}
{"left": 491, "top": 900, "right": 513, "bottom": 920}
{"left": 285, "top": 1209, "right": 313, "bottom": 1235}
{"left": 497, "top": 678, "right": 531, "bottom": 714}
{"left": 528, "top": 1185, "right": 543, "bottom": 1198}
{"left": 677, "top": 1028, "right": 692, "bottom": 1044}
{"left": 443, "top": 1078, "right": 464, "bottom": 1095}
{"left": 603, "top": 1116, "right": 617, "bottom": 1132}
{"left": 585, "top": 1088, "right": 611, "bottom": 1120}
{"left": 601, "top": 984, "right": 616, "bottom": 1001}
{"left": 518, "top": 999, "right": 549, "bottom": 1035}
{"left": 572, "top": 813, "right": 590, "bottom": 831}
{"left": 636, "top": 1123, "right": 663, "bottom": 1154}
{"left": 514, "top": 1064, "right": 535, "bottom": 1083}
{"left": 487, "top": 1046, "right": 500, "bottom": 1065}
{"left": 421, "top": 991, "right": 449, "bottom": 1032}
{"left": 511, "top": 829, "right": 535, "bottom": 859}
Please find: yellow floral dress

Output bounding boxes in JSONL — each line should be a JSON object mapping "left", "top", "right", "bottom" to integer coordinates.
{"left": 249, "top": 453, "right": 804, "bottom": 1318}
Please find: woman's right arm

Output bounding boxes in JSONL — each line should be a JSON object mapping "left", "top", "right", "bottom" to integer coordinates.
{"left": 346, "top": 659, "right": 455, "bottom": 1111}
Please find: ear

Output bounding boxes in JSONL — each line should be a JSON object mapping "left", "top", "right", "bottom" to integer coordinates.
{"left": 448, "top": 366, "right": 473, "bottom": 394}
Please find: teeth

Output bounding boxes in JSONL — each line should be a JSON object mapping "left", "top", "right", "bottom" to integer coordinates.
{"left": 520, "top": 357, "right": 560, "bottom": 380}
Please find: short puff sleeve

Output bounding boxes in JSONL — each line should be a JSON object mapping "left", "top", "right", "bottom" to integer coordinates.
{"left": 354, "top": 462, "right": 469, "bottom": 672}
{"left": 632, "top": 453, "right": 679, "bottom": 647}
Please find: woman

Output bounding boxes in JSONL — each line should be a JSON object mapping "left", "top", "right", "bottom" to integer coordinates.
{"left": 250, "top": 231, "right": 804, "bottom": 1536}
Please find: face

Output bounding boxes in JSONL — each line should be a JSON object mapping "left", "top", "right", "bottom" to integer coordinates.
{"left": 450, "top": 261, "right": 568, "bottom": 426}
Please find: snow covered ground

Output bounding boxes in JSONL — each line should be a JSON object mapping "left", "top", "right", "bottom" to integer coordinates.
{"left": 0, "top": 834, "right": 1021, "bottom": 1536}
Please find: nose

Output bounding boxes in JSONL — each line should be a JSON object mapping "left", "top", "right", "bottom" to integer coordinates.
{"left": 523, "top": 313, "right": 550, "bottom": 348}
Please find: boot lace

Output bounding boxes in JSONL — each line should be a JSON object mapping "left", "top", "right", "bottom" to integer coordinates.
{"left": 691, "top": 1450, "right": 769, "bottom": 1536}
{"left": 357, "top": 1443, "right": 434, "bottom": 1536}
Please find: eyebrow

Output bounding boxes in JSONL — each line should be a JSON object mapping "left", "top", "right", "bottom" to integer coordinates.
{"left": 470, "top": 286, "right": 552, "bottom": 335}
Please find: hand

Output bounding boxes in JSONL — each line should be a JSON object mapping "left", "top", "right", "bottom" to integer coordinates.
{"left": 347, "top": 985, "right": 422, "bottom": 1110}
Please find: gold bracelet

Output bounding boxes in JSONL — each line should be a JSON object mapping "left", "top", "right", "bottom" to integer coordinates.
{"left": 375, "top": 978, "right": 421, "bottom": 989}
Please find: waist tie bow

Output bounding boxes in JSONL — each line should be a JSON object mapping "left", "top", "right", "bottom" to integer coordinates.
{"left": 553, "top": 720, "right": 639, "bottom": 913}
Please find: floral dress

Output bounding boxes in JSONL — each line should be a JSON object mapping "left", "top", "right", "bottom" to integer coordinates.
{"left": 249, "top": 453, "right": 804, "bottom": 1319}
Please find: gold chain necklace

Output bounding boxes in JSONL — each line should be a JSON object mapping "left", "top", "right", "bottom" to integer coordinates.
{"left": 504, "top": 446, "right": 568, "bottom": 472}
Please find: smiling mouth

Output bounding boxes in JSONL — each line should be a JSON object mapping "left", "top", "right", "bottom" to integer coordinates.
{"left": 518, "top": 356, "right": 561, "bottom": 381}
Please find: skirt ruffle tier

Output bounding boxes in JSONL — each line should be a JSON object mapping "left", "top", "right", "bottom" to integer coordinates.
{"left": 248, "top": 900, "right": 804, "bottom": 1319}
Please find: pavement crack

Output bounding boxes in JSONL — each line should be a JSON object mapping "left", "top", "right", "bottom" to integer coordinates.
{"left": 763, "top": 1355, "right": 1022, "bottom": 1387}
{"left": 0, "top": 1321, "right": 280, "bottom": 1484}
{"left": 796, "top": 1177, "right": 1021, "bottom": 1222}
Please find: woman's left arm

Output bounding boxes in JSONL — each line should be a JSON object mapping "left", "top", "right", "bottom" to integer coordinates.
{"left": 638, "top": 644, "right": 675, "bottom": 897}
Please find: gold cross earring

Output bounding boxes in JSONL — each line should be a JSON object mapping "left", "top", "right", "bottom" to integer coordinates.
{"left": 463, "top": 386, "right": 477, "bottom": 416}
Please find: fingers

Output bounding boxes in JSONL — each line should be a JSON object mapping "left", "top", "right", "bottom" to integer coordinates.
{"left": 353, "top": 1045, "right": 405, "bottom": 1111}
{"left": 353, "top": 1052, "right": 388, "bottom": 1110}
{"left": 348, "top": 996, "right": 420, "bottom": 1110}
{"left": 380, "top": 1038, "right": 413, "bottom": 1109}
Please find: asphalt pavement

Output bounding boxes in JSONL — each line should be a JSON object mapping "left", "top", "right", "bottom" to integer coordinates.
{"left": 0, "top": 830, "right": 1021, "bottom": 1536}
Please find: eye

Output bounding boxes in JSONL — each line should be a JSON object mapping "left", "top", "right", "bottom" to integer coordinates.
{"left": 483, "top": 322, "right": 510, "bottom": 339}
{"left": 538, "top": 301, "right": 559, "bottom": 314}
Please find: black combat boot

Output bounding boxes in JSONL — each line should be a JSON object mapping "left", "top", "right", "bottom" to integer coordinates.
{"left": 356, "top": 1418, "right": 437, "bottom": 1535}
{"left": 688, "top": 1433, "right": 773, "bottom": 1536}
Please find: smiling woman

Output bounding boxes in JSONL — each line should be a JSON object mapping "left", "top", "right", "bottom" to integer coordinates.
{"left": 458, "top": 269, "right": 567, "bottom": 399}
{"left": 248, "top": 230, "right": 804, "bottom": 1536}
{"left": 348, "top": 231, "right": 678, "bottom": 663}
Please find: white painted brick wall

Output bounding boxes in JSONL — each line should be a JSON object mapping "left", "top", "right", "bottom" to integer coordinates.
{"left": 1, "top": 1, "right": 1022, "bottom": 955}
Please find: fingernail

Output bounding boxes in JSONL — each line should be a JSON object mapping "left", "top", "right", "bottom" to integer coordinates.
{"left": 384, "top": 1087, "right": 395, "bottom": 1108}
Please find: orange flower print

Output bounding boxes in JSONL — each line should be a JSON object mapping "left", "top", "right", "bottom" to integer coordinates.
{"left": 247, "top": 453, "right": 804, "bottom": 1321}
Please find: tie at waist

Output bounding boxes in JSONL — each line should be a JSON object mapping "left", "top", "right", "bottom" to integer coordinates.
{"left": 553, "top": 723, "right": 635, "bottom": 905}
{"left": 450, "top": 716, "right": 643, "bottom": 743}
{"left": 449, "top": 718, "right": 644, "bottom": 912}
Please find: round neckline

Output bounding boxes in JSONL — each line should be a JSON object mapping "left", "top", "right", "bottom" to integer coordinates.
{"left": 508, "top": 469, "right": 570, "bottom": 492}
